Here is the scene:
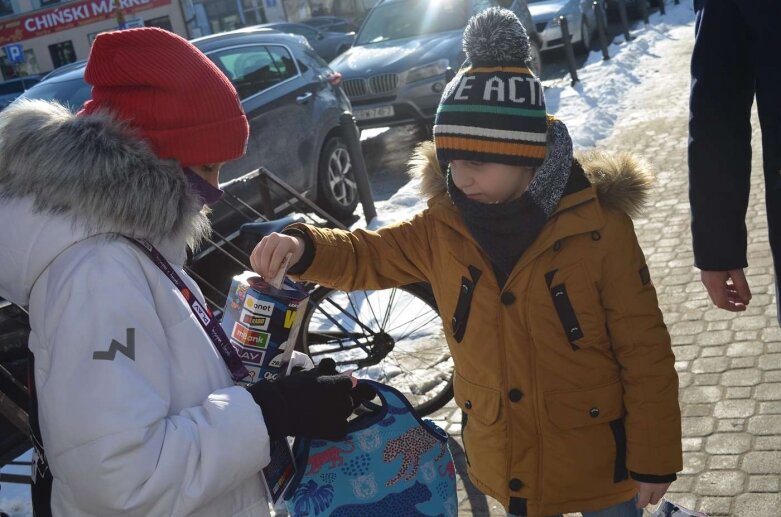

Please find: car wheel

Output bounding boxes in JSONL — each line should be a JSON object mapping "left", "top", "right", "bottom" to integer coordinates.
{"left": 577, "top": 17, "right": 593, "bottom": 53}
{"left": 528, "top": 40, "right": 543, "bottom": 78}
{"left": 317, "top": 136, "right": 359, "bottom": 220}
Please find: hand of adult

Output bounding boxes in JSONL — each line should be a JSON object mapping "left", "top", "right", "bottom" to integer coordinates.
{"left": 634, "top": 480, "right": 671, "bottom": 508}
{"left": 701, "top": 269, "right": 752, "bottom": 312}
{"left": 247, "top": 359, "right": 375, "bottom": 440}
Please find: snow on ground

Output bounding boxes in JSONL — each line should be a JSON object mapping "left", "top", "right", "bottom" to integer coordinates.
{"left": 0, "top": 449, "right": 32, "bottom": 516}
{"left": 0, "top": 4, "right": 696, "bottom": 513}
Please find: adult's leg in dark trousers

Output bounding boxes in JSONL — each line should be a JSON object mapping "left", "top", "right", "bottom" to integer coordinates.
{"left": 750, "top": 0, "right": 781, "bottom": 326}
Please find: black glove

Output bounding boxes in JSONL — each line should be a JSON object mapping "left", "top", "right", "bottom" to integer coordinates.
{"left": 248, "top": 358, "right": 375, "bottom": 440}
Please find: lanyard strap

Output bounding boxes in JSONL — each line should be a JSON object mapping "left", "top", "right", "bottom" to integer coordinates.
{"left": 125, "top": 237, "right": 248, "bottom": 382}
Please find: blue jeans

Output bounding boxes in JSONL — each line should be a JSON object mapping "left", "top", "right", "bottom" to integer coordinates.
{"left": 507, "top": 497, "right": 642, "bottom": 517}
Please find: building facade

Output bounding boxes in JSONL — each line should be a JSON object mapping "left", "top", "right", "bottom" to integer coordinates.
{"left": 0, "top": 0, "right": 191, "bottom": 78}
{"left": 0, "top": 0, "right": 288, "bottom": 80}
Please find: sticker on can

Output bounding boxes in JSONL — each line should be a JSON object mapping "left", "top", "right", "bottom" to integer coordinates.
{"left": 240, "top": 309, "right": 271, "bottom": 330}
{"left": 237, "top": 347, "right": 265, "bottom": 364}
{"left": 242, "top": 364, "right": 263, "bottom": 384}
{"left": 231, "top": 322, "right": 270, "bottom": 349}
{"left": 244, "top": 293, "right": 275, "bottom": 316}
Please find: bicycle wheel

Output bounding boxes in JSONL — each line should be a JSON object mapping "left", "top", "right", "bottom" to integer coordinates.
{"left": 297, "top": 283, "right": 454, "bottom": 416}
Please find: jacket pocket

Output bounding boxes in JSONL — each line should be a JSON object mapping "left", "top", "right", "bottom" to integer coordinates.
{"left": 453, "top": 371, "right": 501, "bottom": 426}
{"left": 544, "top": 380, "right": 624, "bottom": 429}
{"left": 454, "top": 372, "right": 505, "bottom": 480}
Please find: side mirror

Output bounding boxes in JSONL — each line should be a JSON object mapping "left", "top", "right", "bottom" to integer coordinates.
{"left": 317, "top": 31, "right": 326, "bottom": 40}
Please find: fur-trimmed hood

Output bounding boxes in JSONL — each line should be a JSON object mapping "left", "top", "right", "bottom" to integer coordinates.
{"left": 0, "top": 99, "right": 208, "bottom": 305}
{"left": 408, "top": 140, "right": 653, "bottom": 218}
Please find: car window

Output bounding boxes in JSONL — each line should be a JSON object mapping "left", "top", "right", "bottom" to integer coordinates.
{"left": 0, "top": 81, "right": 25, "bottom": 95}
{"left": 16, "top": 76, "right": 92, "bottom": 111}
{"left": 355, "top": 0, "right": 470, "bottom": 45}
{"left": 22, "top": 78, "right": 40, "bottom": 89}
{"left": 209, "top": 45, "right": 298, "bottom": 100}
{"left": 303, "top": 48, "right": 329, "bottom": 69}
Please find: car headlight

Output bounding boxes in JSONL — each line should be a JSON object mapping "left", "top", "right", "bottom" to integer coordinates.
{"left": 404, "top": 59, "right": 450, "bottom": 84}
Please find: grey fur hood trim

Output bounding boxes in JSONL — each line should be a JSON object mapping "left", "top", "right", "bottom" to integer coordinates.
{"left": 0, "top": 99, "right": 209, "bottom": 247}
{"left": 408, "top": 140, "right": 654, "bottom": 218}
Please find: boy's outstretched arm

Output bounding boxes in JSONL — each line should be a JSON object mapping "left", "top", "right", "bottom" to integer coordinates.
{"left": 599, "top": 212, "right": 683, "bottom": 503}
{"left": 252, "top": 211, "right": 434, "bottom": 292}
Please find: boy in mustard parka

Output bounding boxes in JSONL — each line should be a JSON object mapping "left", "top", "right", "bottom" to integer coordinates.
{"left": 251, "top": 8, "right": 682, "bottom": 516}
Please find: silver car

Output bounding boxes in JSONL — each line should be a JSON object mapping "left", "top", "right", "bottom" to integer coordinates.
{"left": 528, "top": 0, "right": 604, "bottom": 52}
{"left": 330, "top": 0, "right": 543, "bottom": 129}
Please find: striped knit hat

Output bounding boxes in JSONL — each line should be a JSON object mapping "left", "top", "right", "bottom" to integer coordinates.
{"left": 434, "top": 7, "right": 547, "bottom": 167}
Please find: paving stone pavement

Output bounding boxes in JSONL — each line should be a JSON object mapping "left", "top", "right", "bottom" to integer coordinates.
{"left": 428, "top": 12, "right": 781, "bottom": 517}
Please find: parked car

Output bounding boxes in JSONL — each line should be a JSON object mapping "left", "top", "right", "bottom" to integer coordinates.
{"left": 15, "top": 27, "right": 360, "bottom": 221}
{"left": 302, "top": 15, "right": 359, "bottom": 33}
{"left": 528, "top": 0, "right": 604, "bottom": 52}
{"left": 256, "top": 22, "right": 355, "bottom": 61}
{"left": 0, "top": 76, "right": 41, "bottom": 111}
{"left": 329, "top": 0, "right": 543, "bottom": 130}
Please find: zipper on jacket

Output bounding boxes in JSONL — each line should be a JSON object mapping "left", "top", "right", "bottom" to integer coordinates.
{"left": 526, "top": 262, "right": 547, "bottom": 506}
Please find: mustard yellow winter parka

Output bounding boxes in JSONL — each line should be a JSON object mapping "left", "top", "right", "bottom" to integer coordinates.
{"left": 288, "top": 143, "right": 682, "bottom": 516}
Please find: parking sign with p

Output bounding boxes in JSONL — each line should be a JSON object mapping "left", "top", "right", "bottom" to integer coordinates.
{"left": 4, "top": 44, "right": 24, "bottom": 65}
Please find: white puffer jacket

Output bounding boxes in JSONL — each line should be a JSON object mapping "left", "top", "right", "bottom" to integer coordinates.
{"left": 0, "top": 100, "right": 272, "bottom": 517}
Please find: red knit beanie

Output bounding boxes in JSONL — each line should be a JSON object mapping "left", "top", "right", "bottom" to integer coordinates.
{"left": 79, "top": 27, "right": 249, "bottom": 167}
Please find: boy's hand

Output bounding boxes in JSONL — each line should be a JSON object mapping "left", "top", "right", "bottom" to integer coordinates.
{"left": 635, "top": 481, "right": 671, "bottom": 508}
{"left": 701, "top": 269, "right": 752, "bottom": 312}
{"left": 250, "top": 232, "right": 304, "bottom": 280}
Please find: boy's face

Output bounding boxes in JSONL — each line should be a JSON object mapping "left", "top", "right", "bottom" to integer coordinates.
{"left": 450, "top": 160, "right": 535, "bottom": 204}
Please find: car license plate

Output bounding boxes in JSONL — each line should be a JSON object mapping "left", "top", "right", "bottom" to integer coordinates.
{"left": 354, "top": 106, "right": 395, "bottom": 121}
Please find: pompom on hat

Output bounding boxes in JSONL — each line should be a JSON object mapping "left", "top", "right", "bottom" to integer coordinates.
{"left": 434, "top": 8, "right": 547, "bottom": 168}
{"left": 79, "top": 28, "right": 249, "bottom": 167}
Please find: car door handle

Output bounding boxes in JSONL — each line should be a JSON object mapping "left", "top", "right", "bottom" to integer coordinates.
{"left": 296, "top": 92, "right": 313, "bottom": 104}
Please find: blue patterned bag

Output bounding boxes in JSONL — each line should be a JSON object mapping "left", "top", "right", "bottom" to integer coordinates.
{"left": 283, "top": 379, "right": 457, "bottom": 517}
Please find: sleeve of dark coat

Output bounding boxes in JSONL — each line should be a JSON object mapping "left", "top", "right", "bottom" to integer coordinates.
{"left": 688, "top": 0, "right": 754, "bottom": 271}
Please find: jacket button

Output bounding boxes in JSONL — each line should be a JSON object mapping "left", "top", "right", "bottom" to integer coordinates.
{"left": 461, "top": 284, "right": 470, "bottom": 294}
{"left": 508, "top": 389, "right": 523, "bottom": 402}
{"left": 589, "top": 407, "right": 600, "bottom": 418}
{"left": 553, "top": 240, "right": 562, "bottom": 252}
{"left": 501, "top": 292, "right": 515, "bottom": 305}
{"left": 465, "top": 400, "right": 473, "bottom": 410}
{"left": 509, "top": 478, "right": 523, "bottom": 491}
{"left": 591, "top": 230, "right": 601, "bottom": 241}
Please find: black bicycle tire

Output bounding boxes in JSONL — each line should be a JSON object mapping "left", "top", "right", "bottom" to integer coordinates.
{"left": 296, "top": 282, "right": 454, "bottom": 417}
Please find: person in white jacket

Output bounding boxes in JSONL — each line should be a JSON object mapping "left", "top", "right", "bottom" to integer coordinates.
{"left": 0, "top": 28, "right": 362, "bottom": 517}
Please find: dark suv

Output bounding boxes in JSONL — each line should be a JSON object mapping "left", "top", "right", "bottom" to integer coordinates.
{"left": 15, "top": 28, "right": 359, "bottom": 220}
{"left": 330, "top": 0, "right": 542, "bottom": 129}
